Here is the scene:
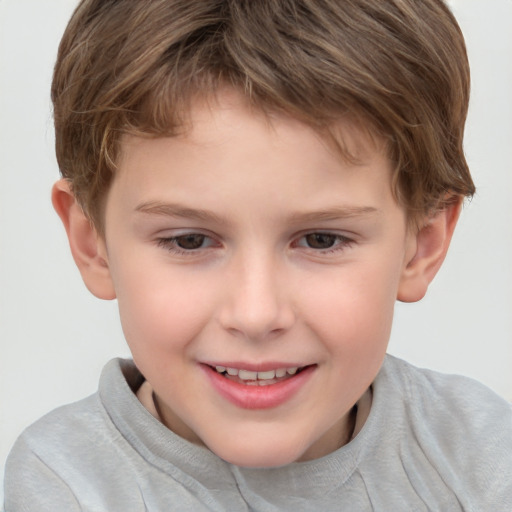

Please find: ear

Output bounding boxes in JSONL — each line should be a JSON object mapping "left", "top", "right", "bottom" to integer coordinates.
{"left": 51, "top": 179, "right": 116, "bottom": 300}
{"left": 398, "top": 199, "right": 462, "bottom": 303}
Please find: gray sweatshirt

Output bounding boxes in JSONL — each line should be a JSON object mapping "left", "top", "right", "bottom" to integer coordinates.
{"left": 4, "top": 355, "right": 512, "bottom": 511}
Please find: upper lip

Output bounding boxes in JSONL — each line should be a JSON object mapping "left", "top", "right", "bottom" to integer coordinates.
{"left": 202, "top": 362, "right": 308, "bottom": 372}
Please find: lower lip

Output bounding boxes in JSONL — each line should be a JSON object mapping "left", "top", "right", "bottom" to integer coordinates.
{"left": 201, "top": 364, "right": 316, "bottom": 410}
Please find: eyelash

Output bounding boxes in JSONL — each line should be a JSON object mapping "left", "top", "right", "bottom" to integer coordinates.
{"left": 156, "top": 232, "right": 354, "bottom": 256}
{"left": 156, "top": 233, "right": 218, "bottom": 255}
{"left": 292, "top": 232, "right": 354, "bottom": 254}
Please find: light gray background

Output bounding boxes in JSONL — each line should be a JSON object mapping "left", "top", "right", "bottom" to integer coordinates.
{"left": 1, "top": 0, "right": 511, "bottom": 496}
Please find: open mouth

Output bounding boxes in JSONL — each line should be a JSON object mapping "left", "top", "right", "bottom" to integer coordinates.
{"left": 209, "top": 365, "right": 309, "bottom": 386}
{"left": 203, "top": 363, "right": 316, "bottom": 409}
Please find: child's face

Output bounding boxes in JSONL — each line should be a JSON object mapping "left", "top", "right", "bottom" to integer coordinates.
{"left": 100, "top": 90, "right": 416, "bottom": 467}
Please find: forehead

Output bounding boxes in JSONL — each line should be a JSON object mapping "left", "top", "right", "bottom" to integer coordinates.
{"left": 113, "top": 89, "right": 395, "bottom": 211}
{"left": 122, "top": 88, "right": 386, "bottom": 171}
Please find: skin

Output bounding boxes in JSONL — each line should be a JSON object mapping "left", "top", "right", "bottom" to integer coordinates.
{"left": 53, "top": 89, "right": 460, "bottom": 468}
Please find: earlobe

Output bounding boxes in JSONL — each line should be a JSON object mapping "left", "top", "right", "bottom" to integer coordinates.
{"left": 51, "top": 179, "right": 116, "bottom": 300}
{"left": 397, "top": 199, "right": 462, "bottom": 303}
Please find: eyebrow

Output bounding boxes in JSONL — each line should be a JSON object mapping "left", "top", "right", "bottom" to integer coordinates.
{"left": 135, "top": 201, "right": 226, "bottom": 224}
{"left": 288, "top": 206, "right": 380, "bottom": 223}
{"left": 135, "top": 201, "right": 379, "bottom": 224}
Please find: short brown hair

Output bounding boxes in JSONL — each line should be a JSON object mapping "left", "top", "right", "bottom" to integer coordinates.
{"left": 52, "top": 0, "right": 475, "bottom": 231}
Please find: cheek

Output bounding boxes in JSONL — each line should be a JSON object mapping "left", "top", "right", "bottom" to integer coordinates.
{"left": 110, "top": 259, "right": 218, "bottom": 357}
{"left": 301, "top": 258, "right": 401, "bottom": 354}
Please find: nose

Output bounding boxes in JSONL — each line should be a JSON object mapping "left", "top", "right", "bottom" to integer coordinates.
{"left": 218, "top": 251, "right": 296, "bottom": 342}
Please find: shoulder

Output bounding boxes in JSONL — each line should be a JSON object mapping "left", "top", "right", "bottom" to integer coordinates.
{"left": 7, "top": 392, "right": 107, "bottom": 455}
{"left": 382, "top": 354, "right": 512, "bottom": 430}
{"left": 378, "top": 355, "right": 512, "bottom": 507}
{"left": 7, "top": 359, "right": 128, "bottom": 468}
{"left": 4, "top": 394, "right": 104, "bottom": 511}
{"left": 4, "top": 359, "right": 144, "bottom": 511}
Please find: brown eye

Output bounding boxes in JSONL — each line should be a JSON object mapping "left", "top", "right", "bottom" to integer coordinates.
{"left": 157, "top": 233, "right": 219, "bottom": 254}
{"left": 175, "top": 234, "right": 206, "bottom": 250}
{"left": 304, "top": 233, "right": 337, "bottom": 249}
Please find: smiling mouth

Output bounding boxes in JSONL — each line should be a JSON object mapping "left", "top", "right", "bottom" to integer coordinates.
{"left": 209, "top": 365, "right": 308, "bottom": 386}
{"left": 203, "top": 363, "right": 316, "bottom": 409}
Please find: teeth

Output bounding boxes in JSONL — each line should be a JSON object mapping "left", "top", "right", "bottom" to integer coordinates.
{"left": 214, "top": 365, "right": 301, "bottom": 380}
{"left": 238, "top": 369, "right": 258, "bottom": 380}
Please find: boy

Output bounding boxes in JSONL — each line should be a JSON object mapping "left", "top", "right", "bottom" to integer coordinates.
{"left": 4, "top": 0, "right": 511, "bottom": 510}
